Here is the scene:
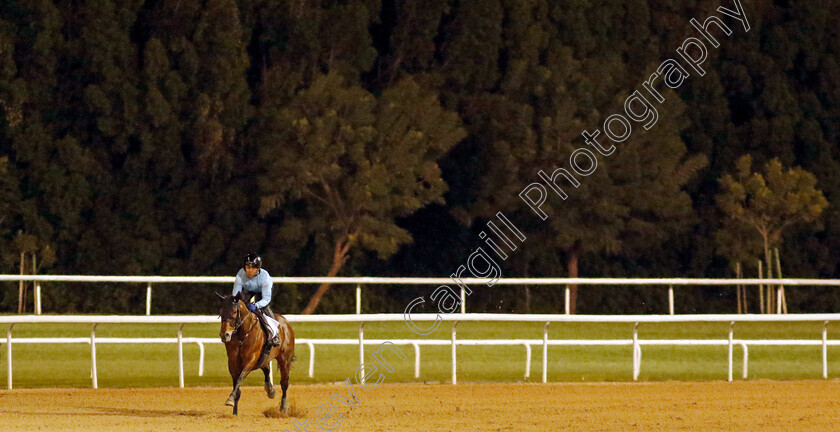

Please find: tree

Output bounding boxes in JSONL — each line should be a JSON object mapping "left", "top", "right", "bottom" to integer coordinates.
{"left": 676, "top": 0, "right": 840, "bottom": 280}
{"left": 238, "top": 0, "right": 379, "bottom": 106}
{"left": 67, "top": 0, "right": 258, "bottom": 277}
{"left": 386, "top": 0, "right": 706, "bottom": 313}
{"left": 0, "top": 155, "right": 18, "bottom": 292}
{"left": 257, "top": 72, "right": 465, "bottom": 313}
{"left": 0, "top": 0, "right": 95, "bottom": 271}
{"left": 717, "top": 155, "right": 828, "bottom": 279}
{"left": 127, "top": 0, "right": 256, "bottom": 277}
{"left": 0, "top": 156, "right": 13, "bottom": 231}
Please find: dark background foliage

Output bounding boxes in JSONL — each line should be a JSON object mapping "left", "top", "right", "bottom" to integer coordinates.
{"left": 1, "top": 0, "right": 838, "bottom": 314}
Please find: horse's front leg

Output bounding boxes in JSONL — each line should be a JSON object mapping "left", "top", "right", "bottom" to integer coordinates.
{"left": 226, "top": 371, "right": 248, "bottom": 415}
{"left": 225, "top": 375, "right": 239, "bottom": 407}
{"left": 262, "top": 366, "right": 275, "bottom": 399}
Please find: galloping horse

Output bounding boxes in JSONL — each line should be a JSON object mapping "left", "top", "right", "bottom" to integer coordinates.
{"left": 217, "top": 293, "right": 295, "bottom": 415}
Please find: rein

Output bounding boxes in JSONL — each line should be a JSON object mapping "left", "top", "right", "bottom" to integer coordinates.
{"left": 229, "top": 301, "right": 259, "bottom": 344}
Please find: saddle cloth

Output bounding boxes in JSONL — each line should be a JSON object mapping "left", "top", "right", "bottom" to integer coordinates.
{"left": 264, "top": 313, "right": 280, "bottom": 339}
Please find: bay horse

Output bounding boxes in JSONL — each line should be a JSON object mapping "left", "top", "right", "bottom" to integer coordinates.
{"left": 217, "top": 293, "right": 295, "bottom": 415}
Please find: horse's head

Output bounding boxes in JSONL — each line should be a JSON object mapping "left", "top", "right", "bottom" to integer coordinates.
{"left": 217, "top": 292, "right": 247, "bottom": 343}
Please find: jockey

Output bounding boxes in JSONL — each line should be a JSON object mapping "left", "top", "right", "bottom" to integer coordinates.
{"left": 232, "top": 253, "right": 281, "bottom": 346}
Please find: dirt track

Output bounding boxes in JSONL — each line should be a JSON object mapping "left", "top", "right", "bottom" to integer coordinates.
{"left": 1, "top": 381, "right": 838, "bottom": 431}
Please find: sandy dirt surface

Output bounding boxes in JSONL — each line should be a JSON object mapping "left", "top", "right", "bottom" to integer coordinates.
{"left": 0, "top": 381, "right": 838, "bottom": 431}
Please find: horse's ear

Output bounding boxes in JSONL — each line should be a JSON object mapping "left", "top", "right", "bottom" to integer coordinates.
{"left": 232, "top": 293, "right": 241, "bottom": 302}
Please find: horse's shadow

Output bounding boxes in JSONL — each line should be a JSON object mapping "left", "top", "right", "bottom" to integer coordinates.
{"left": 0, "top": 407, "right": 213, "bottom": 418}
{"left": 88, "top": 407, "right": 211, "bottom": 418}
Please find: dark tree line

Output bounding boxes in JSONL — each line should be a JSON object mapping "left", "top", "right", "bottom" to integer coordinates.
{"left": 0, "top": 0, "right": 838, "bottom": 314}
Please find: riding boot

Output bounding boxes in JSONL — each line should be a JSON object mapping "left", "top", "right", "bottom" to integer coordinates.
{"left": 260, "top": 306, "right": 281, "bottom": 346}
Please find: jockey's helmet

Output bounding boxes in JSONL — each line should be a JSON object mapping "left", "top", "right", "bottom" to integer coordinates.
{"left": 244, "top": 253, "right": 262, "bottom": 269}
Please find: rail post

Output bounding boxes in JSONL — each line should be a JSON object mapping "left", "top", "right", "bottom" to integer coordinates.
{"left": 196, "top": 341, "right": 205, "bottom": 376}
{"left": 146, "top": 284, "right": 152, "bottom": 316}
{"left": 306, "top": 341, "right": 315, "bottom": 378}
{"left": 6, "top": 324, "right": 13, "bottom": 389}
{"left": 727, "top": 322, "right": 734, "bottom": 382}
{"left": 632, "top": 323, "right": 640, "bottom": 381}
{"left": 776, "top": 288, "right": 783, "bottom": 314}
{"left": 741, "top": 343, "right": 749, "bottom": 379}
{"left": 177, "top": 323, "right": 185, "bottom": 388}
{"left": 523, "top": 343, "right": 532, "bottom": 379}
{"left": 410, "top": 342, "right": 420, "bottom": 378}
{"left": 359, "top": 322, "right": 365, "bottom": 383}
{"left": 668, "top": 285, "right": 674, "bottom": 315}
{"left": 823, "top": 321, "right": 828, "bottom": 379}
{"left": 91, "top": 323, "right": 99, "bottom": 389}
{"left": 35, "top": 283, "right": 41, "bottom": 315}
{"left": 451, "top": 321, "right": 459, "bottom": 384}
{"left": 564, "top": 287, "right": 570, "bottom": 315}
{"left": 542, "top": 322, "right": 550, "bottom": 383}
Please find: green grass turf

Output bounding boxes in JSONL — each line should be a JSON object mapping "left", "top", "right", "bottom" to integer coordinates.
{"left": 1, "top": 319, "right": 838, "bottom": 388}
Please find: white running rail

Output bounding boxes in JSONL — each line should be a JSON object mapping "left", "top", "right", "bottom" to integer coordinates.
{"left": 1, "top": 313, "right": 838, "bottom": 389}
{"left": 3, "top": 275, "right": 839, "bottom": 315}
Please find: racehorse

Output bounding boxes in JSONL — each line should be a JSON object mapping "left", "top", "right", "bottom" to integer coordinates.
{"left": 217, "top": 292, "right": 295, "bottom": 415}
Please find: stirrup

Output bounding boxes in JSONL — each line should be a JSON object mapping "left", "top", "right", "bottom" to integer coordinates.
{"left": 267, "top": 335, "right": 281, "bottom": 346}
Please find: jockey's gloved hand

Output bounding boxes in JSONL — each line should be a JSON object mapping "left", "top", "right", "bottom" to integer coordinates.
{"left": 247, "top": 303, "right": 258, "bottom": 312}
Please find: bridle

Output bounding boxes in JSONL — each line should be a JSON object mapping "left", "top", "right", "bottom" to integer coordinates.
{"left": 224, "top": 300, "right": 258, "bottom": 343}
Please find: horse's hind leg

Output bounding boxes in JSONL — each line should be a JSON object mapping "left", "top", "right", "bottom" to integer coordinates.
{"left": 262, "top": 366, "right": 276, "bottom": 399}
{"left": 279, "top": 356, "right": 291, "bottom": 410}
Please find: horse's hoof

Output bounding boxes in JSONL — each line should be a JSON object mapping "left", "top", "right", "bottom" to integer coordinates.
{"left": 266, "top": 385, "right": 276, "bottom": 399}
{"left": 225, "top": 396, "right": 235, "bottom": 406}
{"left": 280, "top": 398, "right": 289, "bottom": 410}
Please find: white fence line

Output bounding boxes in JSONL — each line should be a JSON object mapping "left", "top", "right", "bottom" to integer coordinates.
{"left": 1, "top": 313, "right": 839, "bottom": 389}
{"left": 3, "top": 275, "right": 840, "bottom": 316}
{"left": 7, "top": 275, "right": 840, "bottom": 285}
